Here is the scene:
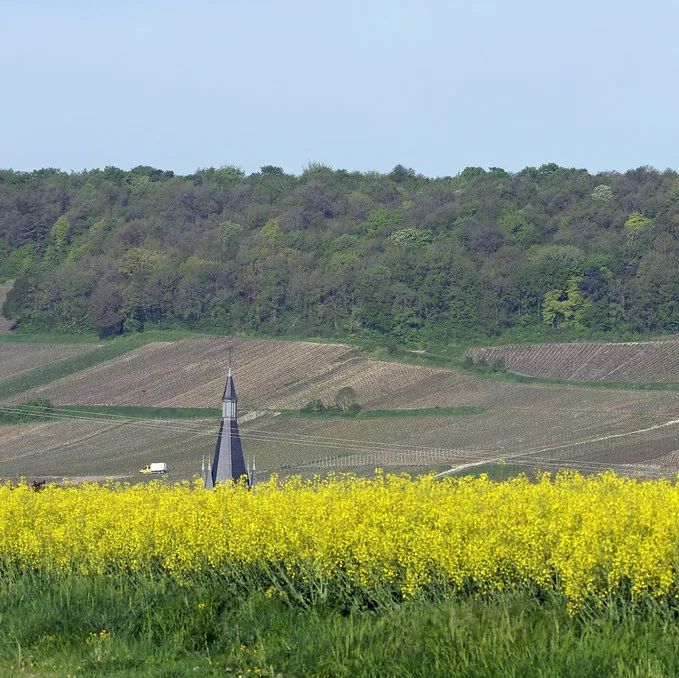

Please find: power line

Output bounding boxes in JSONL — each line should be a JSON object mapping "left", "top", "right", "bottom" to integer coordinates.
{"left": 0, "top": 406, "right": 494, "bottom": 475}
{"left": 1, "top": 405, "right": 671, "bottom": 472}
{"left": 0, "top": 405, "right": 492, "bottom": 459}
{"left": 1, "top": 405, "right": 674, "bottom": 480}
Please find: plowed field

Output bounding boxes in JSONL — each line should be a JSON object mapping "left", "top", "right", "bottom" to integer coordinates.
{"left": 3, "top": 335, "right": 679, "bottom": 483}
{"left": 3, "top": 360, "right": 679, "bottom": 482}
{"left": 12, "top": 337, "right": 532, "bottom": 412}
{"left": 468, "top": 339, "right": 679, "bottom": 383}
{"left": 10, "top": 338, "right": 361, "bottom": 408}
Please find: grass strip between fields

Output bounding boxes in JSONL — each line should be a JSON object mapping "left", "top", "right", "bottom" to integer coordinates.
{"left": 467, "top": 365, "right": 679, "bottom": 392}
{"left": 0, "top": 404, "right": 486, "bottom": 424}
{"left": 278, "top": 405, "right": 486, "bottom": 419}
{"left": 53, "top": 405, "right": 222, "bottom": 420}
{"left": 0, "top": 331, "right": 102, "bottom": 344}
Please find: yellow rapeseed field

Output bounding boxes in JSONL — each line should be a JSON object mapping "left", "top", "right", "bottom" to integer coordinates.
{"left": 1, "top": 472, "right": 678, "bottom": 610}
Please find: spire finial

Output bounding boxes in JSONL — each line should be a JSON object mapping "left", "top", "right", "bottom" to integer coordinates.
{"left": 248, "top": 457, "right": 257, "bottom": 489}
{"left": 226, "top": 335, "right": 233, "bottom": 373}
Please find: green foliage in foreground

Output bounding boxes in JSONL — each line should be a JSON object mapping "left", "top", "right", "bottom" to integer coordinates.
{"left": 2, "top": 571, "right": 679, "bottom": 677}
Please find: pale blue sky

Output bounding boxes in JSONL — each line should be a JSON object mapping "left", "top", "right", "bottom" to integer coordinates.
{"left": 1, "top": 0, "right": 678, "bottom": 175}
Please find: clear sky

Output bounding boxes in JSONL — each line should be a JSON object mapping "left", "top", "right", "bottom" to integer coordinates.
{"left": 1, "top": 0, "right": 678, "bottom": 176}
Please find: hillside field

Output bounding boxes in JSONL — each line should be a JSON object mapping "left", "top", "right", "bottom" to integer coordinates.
{"left": 0, "top": 342, "right": 95, "bottom": 380}
{"left": 468, "top": 338, "right": 679, "bottom": 383}
{"left": 0, "top": 334, "right": 678, "bottom": 483}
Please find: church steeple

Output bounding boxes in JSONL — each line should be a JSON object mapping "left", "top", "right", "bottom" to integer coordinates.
{"left": 204, "top": 367, "right": 247, "bottom": 488}
{"left": 222, "top": 368, "right": 237, "bottom": 418}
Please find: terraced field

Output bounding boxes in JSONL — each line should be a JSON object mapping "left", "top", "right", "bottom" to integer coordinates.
{"left": 468, "top": 338, "right": 679, "bottom": 382}
{"left": 17, "top": 336, "right": 660, "bottom": 414}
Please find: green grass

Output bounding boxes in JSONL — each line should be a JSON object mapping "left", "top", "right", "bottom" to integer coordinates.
{"left": 463, "top": 364, "right": 679, "bottom": 392}
{"left": 3, "top": 571, "right": 679, "bottom": 676}
{"left": 279, "top": 405, "right": 487, "bottom": 420}
{"left": 0, "top": 331, "right": 102, "bottom": 344}
{"left": 476, "top": 325, "right": 677, "bottom": 347}
{"left": 0, "top": 404, "right": 221, "bottom": 426}
{"left": 53, "top": 405, "right": 221, "bottom": 420}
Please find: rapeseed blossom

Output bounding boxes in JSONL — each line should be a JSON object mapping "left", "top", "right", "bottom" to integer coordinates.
{"left": 1, "top": 472, "right": 678, "bottom": 611}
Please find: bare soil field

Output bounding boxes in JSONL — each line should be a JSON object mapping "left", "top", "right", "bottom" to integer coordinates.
{"left": 3, "top": 335, "right": 679, "bottom": 482}
{"left": 468, "top": 339, "right": 679, "bottom": 382}
{"left": 8, "top": 338, "right": 360, "bottom": 408}
{"left": 0, "top": 343, "right": 95, "bottom": 381}
{"left": 3, "top": 371, "right": 679, "bottom": 482}
{"left": 10, "top": 338, "right": 514, "bottom": 411}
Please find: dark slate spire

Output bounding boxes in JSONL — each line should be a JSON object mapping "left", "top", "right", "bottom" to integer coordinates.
{"left": 208, "top": 368, "right": 247, "bottom": 487}
{"left": 222, "top": 368, "right": 237, "bottom": 401}
{"left": 210, "top": 417, "right": 247, "bottom": 485}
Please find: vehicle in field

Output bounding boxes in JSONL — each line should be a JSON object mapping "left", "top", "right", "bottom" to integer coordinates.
{"left": 139, "top": 462, "right": 167, "bottom": 475}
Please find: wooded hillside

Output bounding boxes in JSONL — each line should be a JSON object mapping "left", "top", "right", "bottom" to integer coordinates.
{"left": 1, "top": 164, "right": 678, "bottom": 343}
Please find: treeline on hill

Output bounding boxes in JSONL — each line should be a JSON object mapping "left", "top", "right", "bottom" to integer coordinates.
{"left": 1, "top": 163, "right": 678, "bottom": 344}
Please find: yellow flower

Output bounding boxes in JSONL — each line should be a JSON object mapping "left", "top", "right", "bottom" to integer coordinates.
{"left": 2, "top": 472, "right": 679, "bottom": 611}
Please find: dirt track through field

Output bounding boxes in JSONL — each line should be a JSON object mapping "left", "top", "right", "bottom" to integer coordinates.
{"left": 437, "top": 415, "right": 679, "bottom": 479}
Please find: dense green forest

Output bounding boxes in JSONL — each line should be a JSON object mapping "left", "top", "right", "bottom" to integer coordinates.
{"left": 1, "top": 163, "right": 678, "bottom": 344}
